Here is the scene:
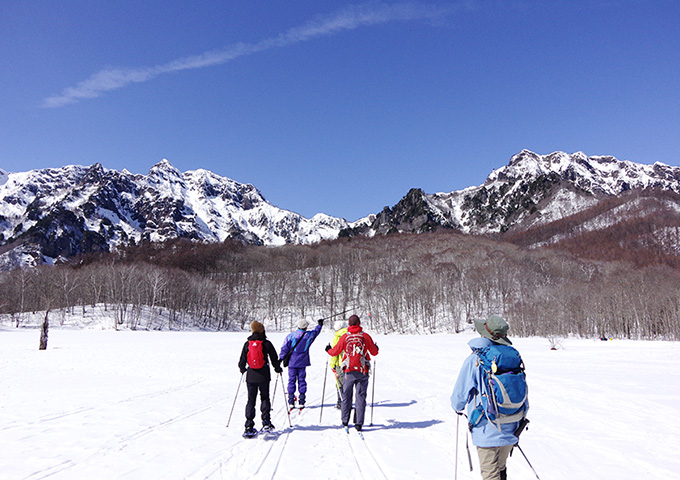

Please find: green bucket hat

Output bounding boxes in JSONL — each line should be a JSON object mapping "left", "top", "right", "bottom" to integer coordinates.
{"left": 474, "top": 315, "right": 512, "bottom": 345}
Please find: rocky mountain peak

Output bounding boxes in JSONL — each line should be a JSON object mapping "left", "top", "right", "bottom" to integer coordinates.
{"left": 2, "top": 150, "right": 679, "bottom": 270}
{"left": 148, "top": 159, "right": 184, "bottom": 182}
{"left": 0, "top": 161, "right": 349, "bottom": 269}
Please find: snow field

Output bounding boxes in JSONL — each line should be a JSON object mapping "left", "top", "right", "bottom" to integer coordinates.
{"left": 1, "top": 327, "right": 679, "bottom": 479}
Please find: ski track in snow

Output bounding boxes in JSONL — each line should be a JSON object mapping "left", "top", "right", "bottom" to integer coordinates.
{"left": 1, "top": 328, "right": 680, "bottom": 479}
{"left": 0, "top": 379, "right": 206, "bottom": 433}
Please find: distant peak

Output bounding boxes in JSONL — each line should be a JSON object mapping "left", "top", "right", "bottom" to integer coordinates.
{"left": 509, "top": 150, "right": 594, "bottom": 171}
{"left": 148, "top": 159, "right": 183, "bottom": 178}
{"left": 518, "top": 148, "right": 538, "bottom": 156}
{"left": 151, "top": 159, "right": 176, "bottom": 171}
{"left": 86, "top": 162, "right": 104, "bottom": 172}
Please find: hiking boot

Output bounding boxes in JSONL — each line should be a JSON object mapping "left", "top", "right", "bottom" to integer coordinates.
{"left": 243, "top": 427, "right": 257, "bottom": 438}
{"left": 262, "top": 423, "right": 275, "bottom": 432}
{"left": 355, "top": 424, "right": 363, "bottom": 432}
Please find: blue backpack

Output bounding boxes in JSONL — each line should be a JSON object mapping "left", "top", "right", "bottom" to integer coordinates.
{"left": 469, "top": 344, "right": 528, "bottom": 429}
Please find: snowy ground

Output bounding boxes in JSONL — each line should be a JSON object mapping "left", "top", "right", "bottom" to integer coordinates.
{"left": 1, "top": 323, "right": 679, "bottom": 479}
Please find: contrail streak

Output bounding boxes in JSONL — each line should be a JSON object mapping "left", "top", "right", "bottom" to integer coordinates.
{"left": 42, "top": 2, "right": 451, "bottom": 108}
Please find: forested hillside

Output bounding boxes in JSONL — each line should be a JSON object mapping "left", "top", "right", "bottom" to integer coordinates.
{"left": 2, "top": 231, "right": 679, "bottom": 340}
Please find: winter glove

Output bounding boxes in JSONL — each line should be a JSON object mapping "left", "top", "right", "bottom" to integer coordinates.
{"left": 274, "top": 367, "right": 283, "bottom": 374}
{"left": 375, "top": 343, "right": 379, "bottom": 352}
{"left": 318, "top": 318, "right": 324, "bottom": 326}
{"left": 325, "top": 343, "right": 332, "bottom": 352}
{"left": 240, "top": 368, "right": 246, "bottom": 375}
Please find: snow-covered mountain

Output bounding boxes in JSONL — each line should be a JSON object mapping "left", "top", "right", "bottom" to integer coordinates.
{"left": 346, "top": 150, "right": 680, "bottom": 237}
{"left": 0, "top": 160, "right": 348, "bottom": 268}
{"left": 2, "top": 150, "right": 680, "bottom": 269}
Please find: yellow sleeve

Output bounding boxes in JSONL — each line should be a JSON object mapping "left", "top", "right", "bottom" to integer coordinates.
{"left": 329, "top": 328, "right": 347, "bottom": 368}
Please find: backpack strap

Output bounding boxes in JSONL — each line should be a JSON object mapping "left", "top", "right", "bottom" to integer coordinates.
{"left": 282, "top": 330, "right": 308, "bottom": 365}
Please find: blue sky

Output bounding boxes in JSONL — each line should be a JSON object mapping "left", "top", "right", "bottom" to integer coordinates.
{"left": 2, "top": 1, "right": 679, "bottom": 221}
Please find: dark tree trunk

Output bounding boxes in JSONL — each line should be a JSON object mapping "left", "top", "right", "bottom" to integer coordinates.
{"left": 39, "top": 311, "right": 49, "bottom": 350}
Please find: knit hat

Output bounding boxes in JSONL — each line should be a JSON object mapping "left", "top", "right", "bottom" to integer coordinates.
{"left": 297, "top": 319, "right": 309, "bottom": 330}
{"left": 348, "top": 315, "right": 360, "bottom": 326}
{"left": 334, "top": 320, "right": 346, "bottom": 331}
{"left": 474, "top": 315, "right": 512, "bottom": 345}
{"left": 250, "top": 321, "right": 265, "bottom": 334}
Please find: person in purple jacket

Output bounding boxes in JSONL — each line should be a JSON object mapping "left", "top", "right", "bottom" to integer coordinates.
{"left": 279, "top": 318, "right": 323, "bottom": 409}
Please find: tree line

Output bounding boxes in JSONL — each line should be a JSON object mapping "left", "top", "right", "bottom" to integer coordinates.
{"left": 1, "top": 231, "right": 679, "bottom": 340}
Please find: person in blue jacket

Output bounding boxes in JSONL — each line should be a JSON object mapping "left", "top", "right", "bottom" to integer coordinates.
{"left": 279, "top": 318, "right": 323, "bottom": 409}
{"left": 451, "top": 315, "right": 527, "bottom": 480}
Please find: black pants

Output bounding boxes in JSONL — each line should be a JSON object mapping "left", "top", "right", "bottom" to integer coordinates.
{"left": 245, "top": 381, "right": 271, "bottom": 429}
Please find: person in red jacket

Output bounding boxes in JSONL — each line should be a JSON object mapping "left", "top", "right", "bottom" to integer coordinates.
{"left": 325, "top": 314, "right": 378, "bottom": 432}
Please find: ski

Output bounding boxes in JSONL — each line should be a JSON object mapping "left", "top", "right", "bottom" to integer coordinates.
{"left": 343, "top": 425, "right": 364, "bottom": 439}
{"left": 244, "top": 427, "right": 280, "bottom": 440}
{"left": 260, "top": 429, "right": 280, "bottom": 440}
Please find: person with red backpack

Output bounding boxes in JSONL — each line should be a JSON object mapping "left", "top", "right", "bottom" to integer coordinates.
{"left": 325, "top": 314, "right": 379, "bottom": 432}
{"left": 238, "top": 321, "right": 282, "bottom": 438}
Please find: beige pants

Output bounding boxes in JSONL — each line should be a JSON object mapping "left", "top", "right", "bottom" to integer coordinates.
{"left": 477, "top": 445, "right": 513, "bottom": 480}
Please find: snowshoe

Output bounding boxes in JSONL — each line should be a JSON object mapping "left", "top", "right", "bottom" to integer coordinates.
{"left": 261, "top": 423, "right": 275, "bottom": 432}
{"left": 243, "top": 427, "right": 258, "bottom": 439}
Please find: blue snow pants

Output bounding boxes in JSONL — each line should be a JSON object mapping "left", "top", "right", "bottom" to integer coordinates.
{"left": 287, "top": 367, "right": 307, "bottom": 405}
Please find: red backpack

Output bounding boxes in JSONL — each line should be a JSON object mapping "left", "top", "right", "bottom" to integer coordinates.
{"left": 341, "top": 332, "right": 369, "bottom": 374}
{"left": 247, "top": 340, "right": 265, "bottom": 369}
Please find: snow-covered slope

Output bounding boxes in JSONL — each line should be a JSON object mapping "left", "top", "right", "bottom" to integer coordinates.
{"left": 0, "top": 160, "right": 348, "bottom": 268}
{"left": 3, "top": 150, "right": 679, "bottom": 269}
{"left": 1, "top": 324, "right": 678, "bottom": 480}
{"left": 354, "top": 150, "right": 680, "bottom": 237}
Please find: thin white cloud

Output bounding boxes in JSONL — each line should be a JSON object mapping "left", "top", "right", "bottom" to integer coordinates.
{"left": 42, "top": 2, "right": 451, "bottom": 108}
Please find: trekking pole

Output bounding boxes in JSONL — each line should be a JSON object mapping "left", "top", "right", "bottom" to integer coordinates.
{"left": 271, "top": 373, "right": 279, "bottom": 411}
{"left": 516, "top": 444, "right": 541, "bottom": 480}
{"left": 321, "top": 309, "right": 351, "bottom": 322}
{"left": 457, "top": 412, "right": 474, "bottom": 472}
{"left": 280, "top": 372, "right": 292, "bottom": 427}
{"left": 320, "top": 356, "right": 329, "bottom": 422}
{"left": 465, "top": 427, "right": 473, "bottom": 472}
{"left": 455, "top": 413, "right": 460, "bottom": 480}
{"left": 226, "top": 372, "right": 245, "bottom": 428}
{"left": 370, "top": 360, "right": 376, "bottom": 426}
